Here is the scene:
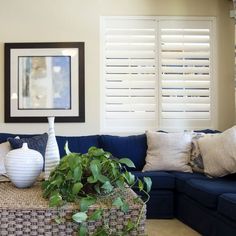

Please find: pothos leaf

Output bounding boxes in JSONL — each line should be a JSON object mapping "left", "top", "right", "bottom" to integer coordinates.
{"left": 54, "top": 216, "right": 64, "bottom": 224}
{"left": 98, "top": 174, "right": 109, "bottom": 183}
{"left": 72, "top": 212, "right": 88, "bottom": 223}
{"left": 144, "top": 177, "right": 152, "bottom": 193}
{"left": 124, "top": 219, "right": 135, "bottom": 233}
{"left": 87, "top": 176, "right": 98, "bottom": 184}
{"left": 74, "top": 165, "right": 82, "bottom": 181}
{"left": 119, "top": 158, "right": 135, "bottom": 168}
{"left": 121, "top": 201, "right": 129, "bottom": 213}
{"left": 123, "top": 171, "right": 135, "bottom": 185}
{"left": 64, "top": 141, "right": 71, "bottom": 155}
{"left": 80, "top": 196, "right": 96, "bottom": 212}
{"left": 138, "top": 179, "right": 144, "bottom": 191}
{"left": 78, "top": 225, "right": 87, "bottom": 236}
{"left": 101, "top": 181, "right": 114, "bottom": 193}
{"left": 94, "top": 183, "right": 101, "bottom": 194}
{"left": 72, "top": 182, "right": 83, "bottom": 195}
{"left": 90, "top": 160, "right": 101, "bottom": 179}
{"left": 89, "top": 209, "right": 103, "bottom": 221}
{"left": 112, "top": 197, "right": 123, "bottom": 208}
{"left": 49, "top": 193, "right": 63, "bottom": 207}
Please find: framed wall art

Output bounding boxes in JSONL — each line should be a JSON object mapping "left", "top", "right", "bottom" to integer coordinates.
{"left": 4, "top": 42, "right": 85, "bottom": 122}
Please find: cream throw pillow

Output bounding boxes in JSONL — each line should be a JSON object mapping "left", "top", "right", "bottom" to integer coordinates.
{"left": 143, "top": 131, "right": 192, "bottom": 172}
{"left": 0, "top": 141, "right": 11, "bottom": 175}
{"left": 198, "top": 126, "right": 236, "bottom": 177}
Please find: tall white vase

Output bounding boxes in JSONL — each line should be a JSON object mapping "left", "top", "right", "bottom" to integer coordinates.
{"left": 44, "top": 117, "right": 60, "bottom": 180}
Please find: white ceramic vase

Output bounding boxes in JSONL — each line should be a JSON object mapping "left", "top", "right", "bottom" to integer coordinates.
{"left": 5, "top": 143, "right": 43, "bottom": 188}
{"left": 44, "top": 117, "right": 60, "bottom": 180}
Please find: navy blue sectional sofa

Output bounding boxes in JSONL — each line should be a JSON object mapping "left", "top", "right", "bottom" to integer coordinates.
{"left": 1, "top": 132, "right": 236, "bottom": 236}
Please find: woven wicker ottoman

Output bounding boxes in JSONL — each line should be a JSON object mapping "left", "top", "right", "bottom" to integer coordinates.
{"left": 0, "top": 182, "right": 146, "bottom": 236}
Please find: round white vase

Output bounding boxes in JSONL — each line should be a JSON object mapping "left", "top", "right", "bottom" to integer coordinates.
{"left": 44, "top": 117, "right": 60, "bottom": 180}
{"left": 5, "top": 143, "right": 43, "bottom": 188}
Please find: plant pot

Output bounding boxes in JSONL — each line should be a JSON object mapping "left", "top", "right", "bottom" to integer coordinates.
{"left": 5, "top": 143, "right": 43, "bottom": 188}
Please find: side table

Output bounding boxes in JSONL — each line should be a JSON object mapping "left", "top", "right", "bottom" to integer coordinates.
{"left": 0, "top": 182, "right": 146, "bottom": 235}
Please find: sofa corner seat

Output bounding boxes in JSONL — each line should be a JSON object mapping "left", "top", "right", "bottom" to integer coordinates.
{"left": 1, "top": 132, "right": 236, "bottom": 235}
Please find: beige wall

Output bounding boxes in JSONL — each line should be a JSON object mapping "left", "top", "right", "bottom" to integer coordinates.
{"left": 0, "top": 0, "right": 234, "bottom": 135}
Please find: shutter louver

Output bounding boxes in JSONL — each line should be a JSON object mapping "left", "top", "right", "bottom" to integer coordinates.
{"left": 102, "top": 18, "right": 157, "bottom": 131}
{"left": 159, "top": 20, "right": 213, "bottom": 128}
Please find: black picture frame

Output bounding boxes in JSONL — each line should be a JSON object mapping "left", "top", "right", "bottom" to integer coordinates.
{"left": 4, "top": 42, "right": 85, "bottom": 123}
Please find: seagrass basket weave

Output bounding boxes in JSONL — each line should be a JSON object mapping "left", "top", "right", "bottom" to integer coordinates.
{"left": 0, "top": 182, "right": 146, "bottom": 236}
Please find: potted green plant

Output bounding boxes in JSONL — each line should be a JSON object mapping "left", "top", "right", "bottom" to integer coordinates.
{"left": 42, "top": 144, "right": 152, "bottom": 236}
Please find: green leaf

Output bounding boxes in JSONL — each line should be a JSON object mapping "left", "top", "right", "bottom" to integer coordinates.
{"left": 72, "top": 212, "right": 88, "bottom": 223}
{"left": 74, "top": 165, "right": 82, "bottom": 181}
{"left": 68, "top": 156, "right": 76, "bottom": 170}
{"left": 41, "top": 180, "right": 50, "bottom": 190}
{"left": 144, "top": 177, "right": 152, "bottom": 193}
{"left": 123, "top": 171, "right": 135, "bottom": 185}
{"left": 98, "top": 174, "right": 109, "bottom": 183}
{"left": 89, "top": 209, "right": 103, "bottom": 221}
{"left": 92, "top": 148, "right": 105, "bottom": 157}
{"left": 110, "top": 162, "right": 118, "bottom": 177}
{"left": 124, "top": 219, "right": 135, "bottom": 233}
{"left": 93, "top": 227, "right": 109, "bottom": 236}
{"left": 101, "top": 181, "right": 114, "bottom": 193}
{"left": 66, "top": 170, "right": 73, "bottom": 180}
{"left": 121, "top": 201, "right": 129, "bottom": 213}
{"left": 119, "top": 158, "right": 135, "bottom": 168}
{"left": 112, "top": 197, "right": 123, "bottom": 208}
{"left": 49, "top": 193, "right": 63, "bottom": 207}
{"left": 79, "top": 225, "right": 87, "bottom": 236}
{"left": 94, "top": 184, "right": 101, "bottom": 194}
{"left": 88, "top": 146, "right": 97, "bottom": 153}
{"left": 54, "top": 216, "right": 62, "bottom": 224}
{"left": 80, "top": 196, "right": 96, "bottom": 212}
{"left": 138, "top": 179, "right": 144, "bottom": 191}
{"left": 64, "top": 141, "right": 71, "bottom": 155}
{"left": 87, "top": 176, "right": 98, "bottom": 184}
{"left": 90, "top": 160, "right": 101, "bottom": 179}
{"left": 115, "top": 179, "right": 124, "bottom": 188}
{"left": 72, "top": 182, "right": 83, "bottom": 195}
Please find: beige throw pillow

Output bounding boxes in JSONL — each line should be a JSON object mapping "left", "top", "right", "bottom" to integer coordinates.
{"left": 143, "top": 131, "right": 192, "bottom": 172}
{"left": 198, "top": 126, "right": 236, "bottom": 177}
{"left": 0, "top": 141, "right": 11, "bottom": 175}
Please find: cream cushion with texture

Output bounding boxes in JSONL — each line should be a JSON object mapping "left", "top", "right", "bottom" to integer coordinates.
{"left": 0, "top": 141, "right": 11, "bottom": 175}
{"left": 198, "top": 126, "right": 236, "bottom": 177}
{"left": 143, "top": 131, "right": 192, "bottom": 172}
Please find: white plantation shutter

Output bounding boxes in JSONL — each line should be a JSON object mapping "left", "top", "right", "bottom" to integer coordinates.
{"left": 101, "top": 17, "right": 216, "bottom": 132}
{"left": 159, "top": 20, "right": 214, "bottom": 129}
{"left": 101, "top": 18, "right": 158, "bottom": 131}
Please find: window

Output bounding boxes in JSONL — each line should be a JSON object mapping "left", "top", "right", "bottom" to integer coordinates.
{"left": 101, "top": 17, "right": 216, "bottom": 132}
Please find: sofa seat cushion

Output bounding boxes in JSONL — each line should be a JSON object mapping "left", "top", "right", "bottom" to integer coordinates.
{"left": 56, "top": 135, "right": 100, "bottom": 157}
{"left": 184, "top": 178, "right": 236, "bottom": 209}
{"left": 132, "top": 171, "right": 175, "bottom": 190}
{"left": 170, "top": 171, "right": 207, "bottom": 192}
{"left": 218, "top": 193, "right": 236, "bottom": 221}
{"left": 99, "top": 134, "right": 147, "bottom": 171}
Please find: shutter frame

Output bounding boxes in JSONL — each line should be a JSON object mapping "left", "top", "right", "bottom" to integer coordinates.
{"left": 101, "top": 16, "right": 216, "bottom": 132}
{"left": 158, "top": 19, "right": 215, "bottom": 129}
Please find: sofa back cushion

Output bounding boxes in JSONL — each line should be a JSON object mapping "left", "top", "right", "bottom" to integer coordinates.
{"left": 8, "top": 133, "right": 48, "bottom": 158}
{"left": 143, "top": 131, "right": 192, "bottom": 173}
{"left": 0, "top": 133, "right": 13, "bottom": 144}
{"left": 56, "top": 135, "right": 100, "bottom": 157}
{"left": 198, "top": 126, "right": 236, "bottom": 177}
{"left": 99, "top": 134, "right": 147, "bottom": 171}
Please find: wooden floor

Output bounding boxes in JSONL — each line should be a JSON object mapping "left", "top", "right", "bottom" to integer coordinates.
{"left": 146, "top": 219, "right": 201, "bottom": 236}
